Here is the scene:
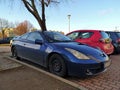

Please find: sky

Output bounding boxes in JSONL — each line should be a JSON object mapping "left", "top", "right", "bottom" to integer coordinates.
{"left": 0, "top": 0, "right": 120, "bottom": 34}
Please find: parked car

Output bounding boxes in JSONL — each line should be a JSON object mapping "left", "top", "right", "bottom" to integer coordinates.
{"left": 106, "top": 31, "right": 120, "bottom": 53}
{"left": 66, "top": 30, "right": 114, "bottom": 55}
{"left": 11, "top": 31, "right": 111, "bottom": 77}
{"left": 10, "top": 36, "right": 20, "bottom": 46}
{"left": 0, "top": 37, "right": 13, "bottom": 44}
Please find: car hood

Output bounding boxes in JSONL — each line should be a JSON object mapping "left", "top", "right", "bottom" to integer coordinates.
{"left": 52, "top": 42, "right": 108, "bottom": 61}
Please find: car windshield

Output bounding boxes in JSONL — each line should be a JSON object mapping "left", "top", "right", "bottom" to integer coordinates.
{"left": 100, "top": 31, "right": 109, "bottom": 39}
{"left": 43, "top": 31, "right": 72, "bottom": 42}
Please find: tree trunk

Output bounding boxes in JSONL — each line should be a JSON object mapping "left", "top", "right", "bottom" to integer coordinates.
{"left": 2, "top": 29, "right": 4, "bottom": 39}
{"left": 41, "top": 0, "right": 47, "bottom": 31}
{"left": 22, "top": 0, "right": 47, "bottom": 31}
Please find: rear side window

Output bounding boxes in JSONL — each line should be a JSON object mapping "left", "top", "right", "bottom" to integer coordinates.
{"left": 20, "top": 33, "right": 29, "bottom": 39}
{"left": 27, "top": 32, "right": 43, "bottom": 42}
{"left": 80, "top": 32, "right": 93, "bottom": 39}
{"left": 100, "top": 31, "right": 109, "bottom": 39}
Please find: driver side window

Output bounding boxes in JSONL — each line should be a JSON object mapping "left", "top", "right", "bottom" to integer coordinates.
{"left": 67, "top": 32, "right": 80, "bottom": 40}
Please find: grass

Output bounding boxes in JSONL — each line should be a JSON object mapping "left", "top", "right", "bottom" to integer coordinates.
{"left": 0, "top": 44, "right": 10, "bottom": 46}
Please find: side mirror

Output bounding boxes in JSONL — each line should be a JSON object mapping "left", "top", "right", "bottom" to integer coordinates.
{"left": 35, "top": 39, "right": 43, "bottom": 45}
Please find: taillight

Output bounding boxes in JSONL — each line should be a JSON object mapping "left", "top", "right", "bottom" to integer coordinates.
{"left": 99, "top": 38, "right": 111, "bottom": 43}
{"left": 116, "top": 38, "right": 120, "bottom": 43}
{"left": 99, "top": 39, "right": 105, "bottom": 43}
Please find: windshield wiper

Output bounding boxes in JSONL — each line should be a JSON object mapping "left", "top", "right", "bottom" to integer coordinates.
{"left": 61, "top": 40, "right": 73, "bottom": 42}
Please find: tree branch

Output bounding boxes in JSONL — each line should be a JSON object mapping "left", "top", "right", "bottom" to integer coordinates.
{"left": 22, "top": 0, "right": 34, "bottom": 14}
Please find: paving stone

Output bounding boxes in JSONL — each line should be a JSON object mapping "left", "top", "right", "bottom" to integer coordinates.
{"left": 68, "top": 54, "right": 120, "bottom": 90}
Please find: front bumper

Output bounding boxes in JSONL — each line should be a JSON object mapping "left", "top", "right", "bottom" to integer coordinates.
{"left": 67, "top": 59, "right": 111, "bottom": 77}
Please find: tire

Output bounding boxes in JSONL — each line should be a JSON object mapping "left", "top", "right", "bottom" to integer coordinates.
{"left": 49, "top": 54, "right": 67, "bottom": 77}
{"left": 11, "top": 47, "right": 20, "bottom": 59}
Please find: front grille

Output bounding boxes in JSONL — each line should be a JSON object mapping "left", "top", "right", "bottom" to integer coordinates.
{"left": 86, "top": 63, "right": 104, "bottom": 74}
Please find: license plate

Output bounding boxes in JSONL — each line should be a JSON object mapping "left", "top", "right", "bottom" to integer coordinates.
{"left": 104, "top": 61, "right": 111, "bottom": 68}
{"left": 107, "top": 44, "right": 111, "bottom": 48}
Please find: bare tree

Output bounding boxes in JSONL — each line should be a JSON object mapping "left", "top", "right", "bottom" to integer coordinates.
{"left": 14, "top": 20, "right": 34, "bottom": 35}
{"left": 22, "top": 0, "right": 59, "bottom": 31}
{"left": 25, "top": 20, "right": 34, "bottom": 31}
{"left": 14, "top": 21, "right": 27, "bottom": 35}
{"left": 0, "top": 18, "right": 9, "bottom": 39}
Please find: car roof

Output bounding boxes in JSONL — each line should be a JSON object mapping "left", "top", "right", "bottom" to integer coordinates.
{"left": 67, "top": 30, "right": 104, "bottom": 35}
{"left": 30, "top": 30, "right": 56, "bottom": 33}
{"left": 106, "top": 31, "right": 120, "bottom": 33}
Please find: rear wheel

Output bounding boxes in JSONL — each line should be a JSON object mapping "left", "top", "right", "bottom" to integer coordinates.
{"left": 48, "top": 54, "right": 67, "bottom": 77}
{"left": 11, "top": 47, "right": 19, "bottom": 59}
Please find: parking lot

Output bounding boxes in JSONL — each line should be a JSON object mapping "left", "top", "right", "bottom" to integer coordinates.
{"left": 0, "top": 46, "right": 84, "bottom": 90}
{"left": 67, "top": 54, "right": 120, "bottom": 90}
{"left": 0, "top": 46, "right": 120, "bottom": 90}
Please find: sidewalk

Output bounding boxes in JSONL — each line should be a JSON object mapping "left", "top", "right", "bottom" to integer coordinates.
{"left": 0, "top": 56, "right": 22, "bottom": 71}
{"left": 0, "top": 46, "right": 87, "bottom": 90}
{"left": 0, "top": 45, "right": 11, "bottom": 53}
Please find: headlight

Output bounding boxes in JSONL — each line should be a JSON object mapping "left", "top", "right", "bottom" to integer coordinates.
{"left": 65, "top": 48, "right": 90, "bottom": 59}
{"left": 105, "top": 55, "right": 109, "bottom": 61}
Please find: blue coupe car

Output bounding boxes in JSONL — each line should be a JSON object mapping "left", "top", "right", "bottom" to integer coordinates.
{"left": 11, "top": 31, "right": 111, "bottom": 77}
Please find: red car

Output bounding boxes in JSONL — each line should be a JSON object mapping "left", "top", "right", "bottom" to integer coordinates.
{"left": 66, "top": 30, "right": 114, "bottom": 55}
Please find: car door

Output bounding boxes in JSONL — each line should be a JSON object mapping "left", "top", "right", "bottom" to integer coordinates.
{"left": 24, "top": 32, "right": 45, "bottom": 65}
{"left": 16, "top": 33, "right": 30, "bottom": 58}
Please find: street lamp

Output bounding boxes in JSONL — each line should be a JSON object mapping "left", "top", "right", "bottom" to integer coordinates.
{"left": 67, "top": 14, "right": 71, "bottom": 32}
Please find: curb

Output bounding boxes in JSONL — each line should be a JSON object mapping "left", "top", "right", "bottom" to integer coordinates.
{"left": 0, "top": 51, "right": 10, "bottom": 53}
{"left": 5, "top": 56, "right": 87, "bottom": 90}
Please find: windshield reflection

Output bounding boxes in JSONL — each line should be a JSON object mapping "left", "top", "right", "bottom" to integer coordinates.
{"left": 43, "top": 31, "right": 72, "bottom": 42}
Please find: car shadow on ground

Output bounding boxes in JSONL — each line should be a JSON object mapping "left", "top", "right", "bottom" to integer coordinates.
{"left": 9, "top": 55, "right": 100, "bottom": 80}
{"left": 10, "top": 55, "right": 48, "bottom": 71}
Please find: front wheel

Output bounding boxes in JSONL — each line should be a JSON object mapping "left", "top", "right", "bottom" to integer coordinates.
{"left": 48, "top": 54, "right": 67, "bottom": 77}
